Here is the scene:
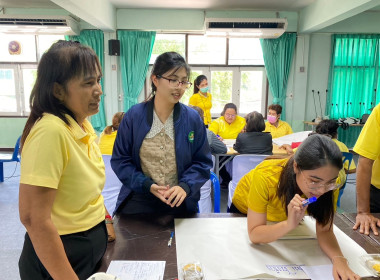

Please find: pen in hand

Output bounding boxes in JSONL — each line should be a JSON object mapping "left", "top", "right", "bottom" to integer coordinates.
{"left": 302, "top": 196, "right": 317, "bottom": 207}
{"left": 168, "top": 231, "right": 174, "bottom": 247}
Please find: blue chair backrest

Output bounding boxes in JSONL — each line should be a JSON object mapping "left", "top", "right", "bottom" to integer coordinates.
{"left": 12, "top": 136, "right": 21, "bottom": 162}
{"left": 210, "top": 171, "right": 220, "bottom": 213}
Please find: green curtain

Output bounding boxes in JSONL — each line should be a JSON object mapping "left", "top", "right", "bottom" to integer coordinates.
{"left": 117, "top": 30, "right": 156, "bottom": 111}
{"left": 66, "top": 30, "right": 106, "bottom": 132}
{"left": 260, "top": 33, "right": 297, "bottom": 120}
{"left": 326, "top": 34, "right": 380, "bottom": 119}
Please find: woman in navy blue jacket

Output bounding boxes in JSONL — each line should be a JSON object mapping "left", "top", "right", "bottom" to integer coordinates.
{"left": 111, "top": 52, "right": 213, "bottom": 215}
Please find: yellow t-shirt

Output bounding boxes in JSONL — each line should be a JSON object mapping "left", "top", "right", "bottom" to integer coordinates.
{"left": 354, "top": 103, "right": 380, "bottom": 188}
{"left": 189, "top": 92, "right": 212, "bottom": 125}
{"left": 209, "top": 115, "right": 246, "bottom": 139}
{"left": 98, "top": 130, "right": 117, "bottom": 155}
{"left": 332, "top": 138, "right": 356, "bottom": 186}
{"left": 264, "top": 120, "right": 293, "bottom": 139}
{"left": 232, "top": 158, "right": 339, "bottom": 221}
{"left": 20, "top": 113, "right": 105, "bottom": 235}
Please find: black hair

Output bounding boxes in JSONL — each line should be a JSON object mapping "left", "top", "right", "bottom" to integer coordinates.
{"left": 277, "top": 134, "right": 343, "bottom": 227}
{"left": 193, "top": 75, "right": 207, "bottom": 94}
{"left": 189, "top": 105, "right": 204, "bottom": 120}
{"left": 316, "top": 119, "right": 339, "bottom": 139}
{"left": 104, "top": 112, "right": 124, "bottom": 135}
{"left": 268, "top": 104, "right": 282, "bottom": 115}
{"left": 221, "top": 103, "right": 237, "bottom": 116}
{"left": 21, "top": 40, "right": 102, "bottom": 147}
{"left": 150, "top": 52, "right": 191, "bottom": 95}
{"left": 245, "top": 111, "right": 265, "bottom": 132}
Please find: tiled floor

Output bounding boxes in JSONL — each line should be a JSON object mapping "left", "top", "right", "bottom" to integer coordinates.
{"left": 0, "top": 156, "right": 357, "bottom": 279}
{"left": 1, "top": 161, "right": 23, "bottom": 280}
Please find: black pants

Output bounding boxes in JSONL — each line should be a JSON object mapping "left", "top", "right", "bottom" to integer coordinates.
{"left": 118, "top": 192, "right": 188, "bottom": 215}
{"left": 370, "top": 185, "right": 380, "bottom": 213}
{"left": 228, "top": 202, "right": 244, "bottom": 214}
{"left": 19, "top": 221, "right": 107, "bottom": 280}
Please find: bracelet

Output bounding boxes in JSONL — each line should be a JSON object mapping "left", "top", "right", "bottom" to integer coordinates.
{"left": 105, "top": 214, "right": 112, "bottom": 220}
{"left": 332, "top": 256, "right": 349, "bottom": 265}
{"left": 105, "top": 219, "right": 113, "bottom": 224}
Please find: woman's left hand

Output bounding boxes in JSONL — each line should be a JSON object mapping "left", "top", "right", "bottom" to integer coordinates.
{"left": 163, "top": 186, "right": 187, "bottom": 207}
{"left": 332, "top": 257, "right": 360, "bottom": 280}
{"left": 106, "top": 223, "right": 116, "bottom": 242}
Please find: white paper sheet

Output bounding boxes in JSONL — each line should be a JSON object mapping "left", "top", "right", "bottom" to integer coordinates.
{"left": 301, "top": 265, "right": 333, "bottom": 280}
{"left": 272, "top": 131, "right": 312, "bottom": 146}
{"left": 106, "top": 261, "right": 165, "bottom": 280}
{"left": 175, "top": 217, "right": 370, "bottom": 280}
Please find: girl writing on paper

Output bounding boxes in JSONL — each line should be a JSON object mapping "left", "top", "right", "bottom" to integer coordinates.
{"left": 231, "top": 134, "right": 359, "bottom": 280}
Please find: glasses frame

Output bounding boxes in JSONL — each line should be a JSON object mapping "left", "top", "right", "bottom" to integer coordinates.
{"left": 299, "top": 170, "right": 341, "bottom": 192}
{"left": 225, "top": 113, "right": 236, "bottom": 118}
{"left": 157, "top": 75, "right": 192, "bottom": 89}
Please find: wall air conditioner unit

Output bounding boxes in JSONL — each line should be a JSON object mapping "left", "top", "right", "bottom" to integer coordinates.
{"left": 205, "top": 18, "right": 287, "bottom": 39}
{"left": 0, "top": 15, "right": 79, "bottom": 35}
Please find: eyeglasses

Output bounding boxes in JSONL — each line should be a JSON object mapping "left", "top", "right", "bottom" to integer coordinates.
{"left": 225, "top": 114, "right": 236, "bottom": 118}
{"left": 157, "top": 75, "right": 192, "bottom": 89}
{"left": 300, "top": 170, "right": 342, "bottom": 191}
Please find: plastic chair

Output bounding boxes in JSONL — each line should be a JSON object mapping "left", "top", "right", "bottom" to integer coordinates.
{"left": 101, "top": 155, "right": 122, "bottom": 216}
{"left": 0, "top": 136, "right": 21, "bottom": 182}
{"left": 199, "top": 155, "right": 219, "bottom": 213}
{"left": 227, "top": 154, "right": 268, "bottom": 208}
{"left": 210, "top": 171, "right": 221, "bottom": 213}
{"left": 337, "top": 152, "right": 354, "bottom": 207}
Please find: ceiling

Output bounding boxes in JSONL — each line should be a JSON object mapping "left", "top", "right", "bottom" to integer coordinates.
{"left": 1, "top": 0, "right": 379, "bottom": 12}
{"left": 0, "top": 0, "right": 315, "bottom": 11}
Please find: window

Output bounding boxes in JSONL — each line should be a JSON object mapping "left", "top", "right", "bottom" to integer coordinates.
{"left": 188, "top": 35, "right": 226, "bottom": 65}
{"left": 228, "top": 38, "right": 264, "bottom": 65}
{"left": 0, "top": 34, "right": 37, "bottom": 62}
{"left": 149, "top": 34, "right": 186, "bottom": 64}
{"left": 0, "top": 34, "right": 64, "bottom": 116}
{"left": 0, "top": 67, "right": 18, "bottom": 113}
{"left": 147, "top": 34, "right": 267, "bottom": 117}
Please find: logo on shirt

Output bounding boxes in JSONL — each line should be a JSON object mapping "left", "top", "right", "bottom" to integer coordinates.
{"left": 188, "top": 131, "right": 194, "bottom": 143}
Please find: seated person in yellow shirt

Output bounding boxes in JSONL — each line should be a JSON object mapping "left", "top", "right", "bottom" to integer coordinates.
{"left": 231, "top": 134, "right": 359, "bottom": 280}
{"left": 209, "top": 103, "right": 246, "bottom": 140}
{"left": 316, "top": 120, "right": 356, "bottom": 186}
{"left": 264, "top": 104, "right": 293, "bottom": 139}
{"left": 98, "top": 112, "right": 124, "bottom": 155}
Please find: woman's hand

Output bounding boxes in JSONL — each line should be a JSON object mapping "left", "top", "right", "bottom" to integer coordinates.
{"left": 332, "top": 257, "right": 360, "bottom": 280}
{"left": 286, "top": 194, "right": 307, "bottom": 230}
{"left": 106, "top": 223, "right": 116, "bottom": 242}
{"left": 163, "top": 186, "right": 187, "bottom": 207}
{"left": 150, "top": 184, "right": 170, "bottom": 203}
{"left": 353, "top": 213, "right": 380, "bottom": 235}
{"left": 279, "top": 144, "right": 294, "bottom": 155}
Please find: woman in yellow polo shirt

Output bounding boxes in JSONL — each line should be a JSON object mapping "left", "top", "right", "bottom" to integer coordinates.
{"left": 209, "top": 103, "right": 246, "bottom": 140}
{"left": 18, "top": 41, "right": 113, "bottom": 279}
{"left": 231, "top": 134, "right": 359, "bottom": 280}
{"left": 189, "top": 75, "right": 212, "bottom": 126}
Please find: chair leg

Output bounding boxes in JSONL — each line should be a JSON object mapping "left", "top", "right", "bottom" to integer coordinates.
{"left": 0, "top": 162, "right": 4, "bottom": 183}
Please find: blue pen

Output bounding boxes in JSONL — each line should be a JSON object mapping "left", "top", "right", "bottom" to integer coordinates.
{"left": 168, "top": 231, "right": 174, "bottom": 247}
{"left": 302, "top": 196, "right": 317, "bottom": 206}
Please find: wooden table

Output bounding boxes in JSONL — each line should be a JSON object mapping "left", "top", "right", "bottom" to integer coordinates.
{"left": 98, "top": 213, "right": 379, "bottom": 279}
